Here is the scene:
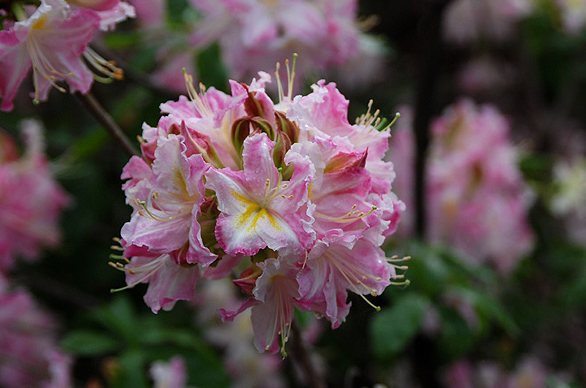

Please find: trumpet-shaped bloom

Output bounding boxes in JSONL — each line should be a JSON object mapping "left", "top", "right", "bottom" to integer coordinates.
{"left": 121, "top": 135, "right": 216, "bottom": 266}
{"left": 116, "top": 248, "right": 201, "bottom": 313}
{"left": 250, "top": 257, "right": 301, "bottom": 354}
{"left": 0, "top": 0, "right": 100, "bottom": 111}
{"left": 206, "top": 133, "right": 315, "bottom": 256}
{"left": 298, "top": 236, "right": 395, "bottom": 328}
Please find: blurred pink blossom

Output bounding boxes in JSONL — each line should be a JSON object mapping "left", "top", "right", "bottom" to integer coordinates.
{"left": 556, "top": 0, "right": 586, "bottom": 33}
{"left": 0, "top": 120, "right": 70, "bottom": 272}
{"left": 0, "top": 275, "right": 71, "bottom": 388}
{"left": 443, "top": 0, "right": 533, "bottom": 44}
{"left": 188, "top": 0, "right": 386, "bottom": 87}
{"left": 150, "top": 356, "right": 189, "bottom": 388}
{"left": 388, "top": 100, "right": 534, "bottom": 274}
{"left": 444, "top": 357, "right": 567, "bottom": 388}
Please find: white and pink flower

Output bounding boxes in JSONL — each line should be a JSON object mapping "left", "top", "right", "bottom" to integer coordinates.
{"left": 0, "top": 0, "right": 132, "bottom": 111}
{"left": 115, "top": 67, "right": 406, "bottom": 354}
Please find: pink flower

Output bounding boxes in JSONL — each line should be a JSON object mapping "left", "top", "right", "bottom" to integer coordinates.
{"left": 116, "top": 69, "right": 406, "bottom": 354}
{"left": 43, "top": 350, "right": 73, "bottom": 388}
{"left": 387, "top": 99, "right": 534, "bottom": 273}
{"left": 443, "top": 0, "right": 533, "bottom": 44}
{"left": 298, "top": 236, "right": 395, "bottom": 328}
{"left": 190, "top": 0, "right": 326, "bottom": 80}
{"left": 205, "top": 132, "right": 315, "bottom": 257}
{"left": 0, "top": 0, "right": 132, "bottom": 111}
{"left": 250, "top": 257, "right": 301, "bottom": 354}
{"left": 444, "top": 357, "right": 565, "bottom": 388}
{"left": 188, "top": 0, "right": 385, "bottom": 87}
{"left": 116, "top": 250, "right": 201, "bottom": 313}
{"left": 0, "top": 120, "right": 70, "bottom": 272}
{"left": 0, "top": 0, "right": 99, "bottom": 110}
{"left": 121, "top": 134, "right": 216, "bottom": 266}
{"left": 0, "top": 276, "right": 66, "bottom": 388}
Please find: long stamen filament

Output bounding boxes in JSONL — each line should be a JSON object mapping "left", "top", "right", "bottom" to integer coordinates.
{"left": 264, "top": 168, "right": 289, "bottom": 204}
{"left": 108, "top": 255, "right": 167, "bottom": 292}
{"left": 326, "top": 252, "right": 382, "bottom": 311}
{"left": 183, "top": 70, "right": 213, "bottom": 117}
{"left": 83, "top": 47, "right": 123, "bottom": 82}
{"left": 135, "top": 199, "right": 177, "bottom": 222}
{"left": 286, "top": 54, "right": 297, "bottom": 101}
{"left": 315, "top": 205, "right": 377, "bottom": 223}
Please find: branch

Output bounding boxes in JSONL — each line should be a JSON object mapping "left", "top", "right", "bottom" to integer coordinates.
{"left": 75, "top": 91, "right": 139, "bottom": 157}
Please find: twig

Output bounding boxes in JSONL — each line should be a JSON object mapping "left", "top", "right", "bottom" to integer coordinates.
{"left": 75, "top": 91, "right": 139, "bottom": 157}
{"left": 288, "top": 320, "right": 327, "bottom": 388}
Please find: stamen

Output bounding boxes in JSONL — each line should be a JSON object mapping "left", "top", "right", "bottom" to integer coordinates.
{"left": 108, "top": 254, "right": 167, "bottom": 292}
{"left": 275, "top": 62, "right": 284, "bottom": 104}
{"left": 390, "top": 279, "right": 411, "bottom": 287}
{"left": 325, "top": 251, "right": 382, "bottom": 311}
{"left": 134, "top": 199, "right": 178, "bottom": 222}
{"left": 264, "top": 168, "right": 288, "bottom": 204}
{"left": 183, "top": 70, "right": 213, "bottom": 117}
{"left": 26, "top": 37, "right": 69, "bottom": 103}
{"left": 83, "top": 47, "right": 123, "bottom": 83}
{"left": 286, "top": 53, "right": 297, "bottom": 101}
{"left": 315, "top": 205, "right": 377, "bottom": 223}
{"left": 274, "top": 53, "right": 298, "bottom": 104}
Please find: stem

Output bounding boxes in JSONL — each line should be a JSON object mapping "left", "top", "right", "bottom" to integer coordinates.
{"left": 75, "top": 91, "right": 139, "bottom": 157}
{"left": 288, "top": 321, "right": 327, "bottom": 388}
{"left": 413, "top": 0, "right": 451, "bottom": 240}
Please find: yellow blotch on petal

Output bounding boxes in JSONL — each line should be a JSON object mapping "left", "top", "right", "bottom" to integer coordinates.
{"left": 231, "top": 191, "right": 282, "bottom": 234}
{"left": 32, "top": 15, "right": 48, "bottom": 30}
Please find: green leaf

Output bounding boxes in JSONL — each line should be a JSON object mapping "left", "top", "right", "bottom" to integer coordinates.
{"left": 436, "top": 306, "right": 475, "bottom": 361}
{"left": 61, "top": 330, "right": 121, "bottom": 356}
{"left": 446, "top": 286, "right": 519, "bottom": 336}
{"left": 90, "top": 295, "right": 138, "bottom": 344}
{"left": 370, "top": 293, "right": 431, "bottom": 360}
{"left": 110, "top": 349, "right": 149, "bottom": 388}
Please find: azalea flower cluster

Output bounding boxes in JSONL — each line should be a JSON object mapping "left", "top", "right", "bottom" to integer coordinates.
{"left": 114, "top": 67, "right": 406, "bottom": 354}
{"left": 0, "top": 120, "right": 70, "bottom": 273}
{"left": 389, "top": 99, "right": 534, "bottom": 274}
{"left": 128, "top": 0, "right": 387, "bottom": 92}
{"left": 0, "top": 0, "right": 134, "bottom": 111}
{"left": 189, "top": 0, "right": 385, "bottom": 84}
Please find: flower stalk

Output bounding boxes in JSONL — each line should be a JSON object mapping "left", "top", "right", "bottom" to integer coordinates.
{"left": 75, "top": 91, "right": 139, "bottom": 157}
